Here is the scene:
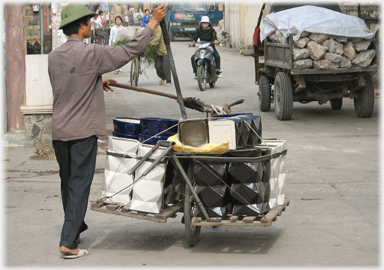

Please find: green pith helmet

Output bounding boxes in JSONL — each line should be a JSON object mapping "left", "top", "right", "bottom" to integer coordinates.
{"left": 59, "top": 3, "right": 95, "bottom": 29}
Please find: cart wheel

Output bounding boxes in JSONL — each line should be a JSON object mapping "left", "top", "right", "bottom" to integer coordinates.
{"left": 354, "top": 73, "right": 374, "bottom": 118}
{"left": 169, "top": 30, "right": 175, "bottom": 42}
{"left": 184, "top": 163, "right": 201, "bottom": 247}
{"left": 130, "top": 58, "right": 139, "bottom": 86}
{"left": 259, "top": 74, "right": 271, "bottom": 111}
{"left": 274, "top": 72, "right": 293, "bottom": 120}
{"left": 330, "top": 98, "right": 343, "bottom": 110}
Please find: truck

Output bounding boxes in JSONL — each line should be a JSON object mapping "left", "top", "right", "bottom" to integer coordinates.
{"left": 166, "top": 2, "right": 223, "bottom": 41}
{"left": 254, "top": 3, "right": 379, "bottom": 120}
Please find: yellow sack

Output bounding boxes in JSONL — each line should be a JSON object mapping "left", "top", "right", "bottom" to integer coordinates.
{"left": 167, "top": 133, "right": 229, "bottom": 154}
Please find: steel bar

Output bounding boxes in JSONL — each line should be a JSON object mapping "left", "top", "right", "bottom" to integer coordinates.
{"left": 160, "top": 19, "right": 188, "bottom": 119}
{"left": 171, "top": 154, "right": 211, "bottom": 222}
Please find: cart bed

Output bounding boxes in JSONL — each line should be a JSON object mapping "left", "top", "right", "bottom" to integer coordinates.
{"left": 90, "top": 201, "right": 183, "bottom": 223}
{"left": 192, "top": 198, "right": 290, "bottom": 227}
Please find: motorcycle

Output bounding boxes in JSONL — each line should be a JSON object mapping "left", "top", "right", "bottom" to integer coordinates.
{"left": 192, "top": 41, "right": 219, "bottom": 91}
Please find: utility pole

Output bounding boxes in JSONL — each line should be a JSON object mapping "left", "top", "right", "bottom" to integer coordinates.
{"left": 4, "top": 4, "right": 33, "bottom": 146}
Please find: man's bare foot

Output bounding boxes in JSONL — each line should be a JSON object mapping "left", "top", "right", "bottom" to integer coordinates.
{"left": 60, "top": 246, "right": 79, "bottom": 256}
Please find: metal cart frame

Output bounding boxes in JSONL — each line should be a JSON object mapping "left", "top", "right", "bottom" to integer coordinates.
{"left": 90, "top": 149, "right": 289, "bottom": 247}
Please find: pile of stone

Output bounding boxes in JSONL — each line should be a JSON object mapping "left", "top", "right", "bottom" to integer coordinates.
{"left": 269, "top": 30, "right": 376, "bottom": 70}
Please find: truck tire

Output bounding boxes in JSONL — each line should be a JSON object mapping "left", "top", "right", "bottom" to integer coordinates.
{"left": 330, "top": 98, "right": 343, "bottom": 110}
{"left": 259, "top": 74, "right": 271, "bottom": 112}
{"left": 274, "top": 72, "right": 293, "bottom": 120}
{"left": 354, "top": 73, "right": 374, "bottom": 118}
{"left": 169, "top": 30, "right": 175, "bottom": 42}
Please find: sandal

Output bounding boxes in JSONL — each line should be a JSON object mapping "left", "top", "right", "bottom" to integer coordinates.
{"left": 62, "top": 249, "right": 89, "bottom": 259}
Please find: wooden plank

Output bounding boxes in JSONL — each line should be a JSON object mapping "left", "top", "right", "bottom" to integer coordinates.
{"left": 106, "top": 204, "right": 120, "bottom": 211}
{"left": 243, "top": 216, "right": 257, "bottom": 223}
{"left": 229, "top": 216, "right": 238, "bottom": 223}
{"left": 192, "top": 217, "right": 202, "bottom": 223}
{"left": 261, "top": 198, "right": 290, "bottom": 223}
{"left": 90, "top": 201, "right": 183, "bottom": 223}
{"left": 191, "top": 219, "right": 270, "bottom": 227}
{"left": 155, "top": 201, "right": 183, "bottom": 220}
{"left": 91, "top": 206, "right": 166, "bottom": 223}
{"left": 91, "top": 201, "right": 103, "bottom": 208}
{"left": 210, "top": 217, "right": 222, "bottom": 223}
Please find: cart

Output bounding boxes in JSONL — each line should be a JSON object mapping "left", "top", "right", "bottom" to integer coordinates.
{"left": 90, "top": 17, "right": 289, "bottom": 247}
{"left": 90, "top": 142, "right": 289, "bottom": 247}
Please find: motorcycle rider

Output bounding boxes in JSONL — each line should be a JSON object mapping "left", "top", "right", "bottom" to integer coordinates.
{"left": 190, "top": 16, "right": 222, "bottom": 79}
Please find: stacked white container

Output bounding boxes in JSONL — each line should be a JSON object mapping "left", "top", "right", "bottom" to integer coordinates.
{"left": 130, "top": 144, "right": 168, "bottom": 214}
{"left": 102, "top": 137, "right": 141, "bottom": 205}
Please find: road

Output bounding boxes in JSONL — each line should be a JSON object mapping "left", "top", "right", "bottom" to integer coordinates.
{"left": 4, "top": 40, "right": 380, "bottom": 267}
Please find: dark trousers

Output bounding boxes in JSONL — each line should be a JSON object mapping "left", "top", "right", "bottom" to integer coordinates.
{"left": 155, "top": 54, "right": 172, "bottom": 82}
{"left": 53, "top": 135, "right": 98, "bottom": 249}
{"left": 191, "top": 47, "right": 221, "bottom": 73}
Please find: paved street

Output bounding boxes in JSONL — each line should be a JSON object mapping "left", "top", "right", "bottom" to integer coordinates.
{"left": 3, "top": 40, "right": 380, "bottom": 268}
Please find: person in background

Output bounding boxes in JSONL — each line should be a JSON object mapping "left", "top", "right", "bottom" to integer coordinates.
{"left": 98, "top": 10, "right": 105, "bottom": 26}
{"left": 90, "top": 12, "right": 101, "bottom": 43}
{"left": 190, "top": 16, "right": 222, "bottom": 78}
{"left": 141, "top": 9, "right": 151, "bottom": 27}
{"left": 149, "top": 24, "right": 172, "bottom": 86}
{"left": 109, "top": 16, "right": 125, "bottom": 74}
{"left": 48, "top": 3, "right": 166, "bottom": 259}
{"left": 124, "top": 14, "right": 129, "bottom": 26}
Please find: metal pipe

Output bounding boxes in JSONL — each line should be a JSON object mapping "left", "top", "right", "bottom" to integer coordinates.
{"left": 128, "top": 141, "right": 160, "bottom": 175}
{"left": 39, "top": 2, "right": 44, "bottom": 54}
{"left": 46, "top": 3, "right": 50, "bottom": 32}
{"left": 159, "top": 19, "right": 188, "bottom": 119}
{"left": 171, "top": 155, "right": 211, "bottom": 222}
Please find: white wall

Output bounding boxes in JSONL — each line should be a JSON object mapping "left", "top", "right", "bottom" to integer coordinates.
{"left": 224, "top": 3, "right": 263, "bottom": 49}
{"left": 21, "top": 55, "right": 53, "bottom": 114}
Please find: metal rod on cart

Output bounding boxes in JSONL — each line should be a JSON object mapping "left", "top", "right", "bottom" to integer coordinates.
{"left": 128, "top": 141, "right": 161, "bottom": 175}
{"left": 171, "top": 154, "right": 211, "bottom": 222}
{"left": 141, "top": 142, "right": 175, "bottom": 176}
{"left": 160, "top": 18, "right": 188, "bottom": 119}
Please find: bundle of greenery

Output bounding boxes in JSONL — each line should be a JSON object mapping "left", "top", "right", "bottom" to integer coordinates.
{"left": 114, "top": 39, "right": 157, "bottom": 67}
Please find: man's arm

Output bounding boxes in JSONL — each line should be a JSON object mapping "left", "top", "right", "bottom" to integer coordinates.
{"left": 147, "top": 5, "right": 166, "bottom": 31}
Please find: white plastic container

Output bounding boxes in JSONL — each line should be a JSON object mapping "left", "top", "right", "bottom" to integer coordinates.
{"left": 208, "top": 120, "right": 236, "bottom": 150}
{"left": 262, "top": 140, "right": 287, "bottom": 208}
{"left": 107, "top": 136, "right": 140, "bottom": 156}
{"left": 102, "top": 153, "right": 137, "bottom": 205}
{"left": 130, "top": 144, "right": 168, "bottom": 213}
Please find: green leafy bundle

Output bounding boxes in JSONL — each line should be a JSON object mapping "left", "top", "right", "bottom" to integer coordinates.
{"left": 113, "top": 39, "right": 157, "bottom": 67}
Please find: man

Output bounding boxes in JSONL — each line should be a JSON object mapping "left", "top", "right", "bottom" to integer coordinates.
{"left": 149, "top": 24, "right": 172, "bottom": 86}
{"left": 48, "top": 3, "right": 166, "bottom": 259}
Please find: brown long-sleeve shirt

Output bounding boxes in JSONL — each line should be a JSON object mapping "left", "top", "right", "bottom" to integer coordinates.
{"left": 48, "top": 27, "right": 153, "bottom": 141}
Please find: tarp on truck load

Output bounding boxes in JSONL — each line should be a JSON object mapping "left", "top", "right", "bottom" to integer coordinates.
{"left": 261, "top": 5, "right": 379, "bottom": 42}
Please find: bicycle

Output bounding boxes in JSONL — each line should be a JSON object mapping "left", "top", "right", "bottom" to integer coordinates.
{"left": 130, "top": 55, "right": 142, "bottom": 86}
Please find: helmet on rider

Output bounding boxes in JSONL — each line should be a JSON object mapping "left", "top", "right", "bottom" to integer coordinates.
{"left": 199, "top": 16, "right": 211, "bottom": 28}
